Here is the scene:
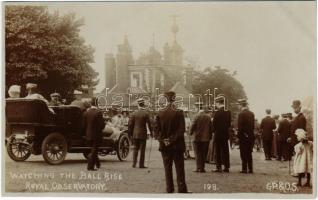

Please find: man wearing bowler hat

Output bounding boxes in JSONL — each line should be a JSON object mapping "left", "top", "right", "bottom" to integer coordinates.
{"left": 155, "top": 91, "right": 188, "bottom": 193}
{"left": 277, "top": 113, "right": 291, "bottom": 161}
{"left": 237, "top": 99, "right": 255, "bottom": 173}
{"left": 260, "top": 109, "right": 276, "bottom": 160}
{"left": 287, "top": 100, "right": 307, "bottom": 160}
{"left": 212, "top": 94, "right": 231, "bottom": 173}
{"left": 128, "top": 98, "right": 153, "bottom": 168}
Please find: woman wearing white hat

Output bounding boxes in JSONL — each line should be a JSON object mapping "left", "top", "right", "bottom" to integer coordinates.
{"left": 7, "top": 85, "right": 21, "bottom": 98}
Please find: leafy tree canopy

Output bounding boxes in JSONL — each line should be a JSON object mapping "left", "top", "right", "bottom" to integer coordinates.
{"left": 5, "top": 5, "right": 98, "bottom": 100}
{"left": 192, "top": 66, "right": 247, "bottom": 123}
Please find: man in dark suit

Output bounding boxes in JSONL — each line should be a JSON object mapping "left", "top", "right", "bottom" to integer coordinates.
{"left": 237, "top": 99, "right": 255, "bottom": 174}
{"left": 287, "top": 100, "right": 307, "bottom": 160}
{"left": 83, "top": 97, "right": 105, "bottom": 171}
{"left": 128, "top": 98, "right": 152, "bottom": 168}
{"left": 260, "top": 109, "right": 276, "bottom": 160}
{"left": 190, "top": 106, "right": 213, "bottom": 173}
{"left": 277, "top": 113, "right": 291, "bottom": 161}
{"left": 155, "top": 91, "right": 188, "bottom": 193}
{"left": 212, "top": 95, "right": 231, "bottom": 172}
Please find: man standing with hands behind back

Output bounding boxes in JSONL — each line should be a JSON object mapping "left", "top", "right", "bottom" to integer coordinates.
{"left": 237, "top": 99, "right": 255, "bottom": 174}
{"left": 155, "top": 91, "right": 188, "bottom": 193}
{"left": 190, "top": 106, "right": 213, "bottom": 173}
{"left": 83, "top": 97, "right": 105, "bottom": 171}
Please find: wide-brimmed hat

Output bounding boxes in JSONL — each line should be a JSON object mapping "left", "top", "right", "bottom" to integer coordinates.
{"left": 291, "top": 100, "right": 301, "bottom": 108}
{"left": 8, "top": 85, "right": 21, "bottom": 93}
{"left": 26, "top": 83, "right": 37, "bottom": 90}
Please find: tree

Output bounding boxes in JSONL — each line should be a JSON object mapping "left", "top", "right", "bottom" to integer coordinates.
{"left": 192, "top": 66, "right": 247, "bottom": 124}
{"left": 5, "top": 5, "right": 98, "bottom": 100}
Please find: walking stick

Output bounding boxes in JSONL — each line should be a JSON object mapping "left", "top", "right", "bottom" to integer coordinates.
{"left": 288, "top": 159, "right": 291, "bottom": 175}
{"left": 146, "top": 134, "right": 153, "bottom": 173}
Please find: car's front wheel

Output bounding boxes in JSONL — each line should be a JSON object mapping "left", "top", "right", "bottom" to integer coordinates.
{"left": 116, "top": 134, "right": 130, "bottom": 161}
{"left": 41, "top": 133, "right": 67, "bottom": 165}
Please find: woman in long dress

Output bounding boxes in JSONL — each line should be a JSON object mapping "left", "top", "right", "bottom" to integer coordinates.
{"left": 206, "top": 112, "right": 216, "bottom": 163}
{"left": 184, "top": 111, "right": 193, "bottom": 159}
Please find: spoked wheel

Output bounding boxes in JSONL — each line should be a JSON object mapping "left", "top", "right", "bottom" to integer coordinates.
{"left": 116, "top": 134, "right": 130, "bottom": 161}
{"left": 7, "top": 138, "right": 31, "bottom": 162}
{"left": 42, "top": 133, "right": 67, "bottom": 165}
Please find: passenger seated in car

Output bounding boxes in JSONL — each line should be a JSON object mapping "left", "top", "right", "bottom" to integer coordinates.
{"left": 48, "top": 92, "right": 63, "bottom": 106}
{"left": 71, "top": 90, "right": 87, "bottom": 111}
{"left": 24, "top": 83, "right": 54, "bottom": 114}
{"left": 7, "top": 85, "right": 21, "bottom": 98}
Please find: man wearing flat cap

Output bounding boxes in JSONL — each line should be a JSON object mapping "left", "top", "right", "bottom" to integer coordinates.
{"left": 48, "top": 92, "right": 63, "bottom": 106}
{"left": 260, "top": 109, "right": 276, "bottom": 160}
{"left": 212, "top": 94, "right": 231, "bottom": 173}
{"left": 237, "top": 99, "right": 255, "bottom": 173}
{"left": 287, "top": 100, "right": 307, "bottom": 160}
{"left": 128, "top": 98, "right": 153, "bottom": 168}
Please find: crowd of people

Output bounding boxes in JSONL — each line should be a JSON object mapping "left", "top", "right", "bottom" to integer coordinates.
{"left": 126, "top": 91, "right": 313, "bottom": 193}
{"left": 6, "top": 84, "right": 313, "bottom": 193}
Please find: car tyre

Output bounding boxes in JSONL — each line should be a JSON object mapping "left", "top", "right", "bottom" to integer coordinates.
{"left": 116, "top": 134, "right": 130, "bottom": 161}
{"left": 7, "top": 137, "right": 31, "bottom": 162}
{"left": 42, "top": 133, "right": 67, "bottom": 165}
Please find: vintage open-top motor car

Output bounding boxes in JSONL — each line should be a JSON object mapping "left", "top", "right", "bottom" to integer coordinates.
{"left": 5, "top": 98, "right": 130, "bottom": 165}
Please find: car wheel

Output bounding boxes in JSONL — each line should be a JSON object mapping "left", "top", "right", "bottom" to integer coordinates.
{"left": 41, "top": 133, "right": 67, "bottom": 165}
{"left": 116, "top": 134, "right": 130, "bottom": 161}
{"left": 7, "top": 138, "right": 31, "bottom": 162}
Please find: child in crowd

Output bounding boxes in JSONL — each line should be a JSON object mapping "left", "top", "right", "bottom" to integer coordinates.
{"left": 293, "top": 129, "right": 313, "bottom": 187}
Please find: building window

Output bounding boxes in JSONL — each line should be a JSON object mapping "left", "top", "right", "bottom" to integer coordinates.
{"left": 131, "top": 72, "right": 143, "bottom": 88}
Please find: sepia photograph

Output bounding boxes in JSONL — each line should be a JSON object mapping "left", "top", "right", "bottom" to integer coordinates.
{"left": 2, "top": 1, "right": 316, "bottom": 198}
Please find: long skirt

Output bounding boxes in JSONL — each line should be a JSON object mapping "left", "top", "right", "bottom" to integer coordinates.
{"left": 271, "top": 132, "right": 278, "bottom": 158}
{"left": 206, "top": 135, "right": 216, "bottom": 163}
{"left": 184, "top": 132, "right": 193, "bottom": 151}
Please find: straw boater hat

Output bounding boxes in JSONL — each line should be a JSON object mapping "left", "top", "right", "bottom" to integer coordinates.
{"left": 215, "top": 94, "right": 225, "bottom": 104}
{"left": 237, "top": 98, "right": 248, "bottom": 105}
{"left": 73, "top": 90, "right": 82, "bottom": 95}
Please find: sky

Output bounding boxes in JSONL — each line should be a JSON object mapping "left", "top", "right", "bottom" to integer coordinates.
{"left": 38, "top": 1, "right": 316, "bottom": 120}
